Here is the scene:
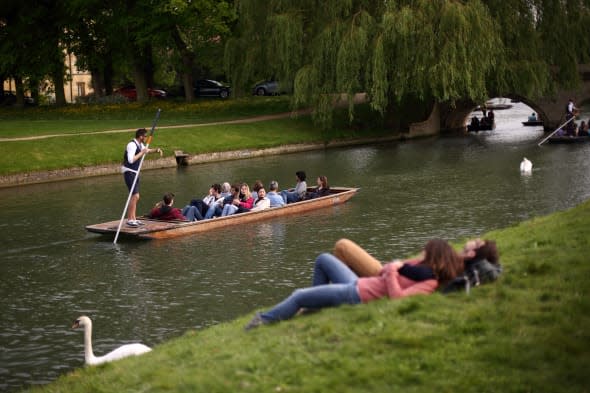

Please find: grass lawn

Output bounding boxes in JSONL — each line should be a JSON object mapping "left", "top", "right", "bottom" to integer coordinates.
{"left": 28, "top": 199, "right": 590, "bottom": 393}
{"left": 0, "top": 98, "right": 394, "bottom": 176}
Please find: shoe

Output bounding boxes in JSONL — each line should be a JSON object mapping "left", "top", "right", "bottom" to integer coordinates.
{"left": 127, "top": 220, "right": 139, "bottom": 227}
{"left": 135, "top": 220, "right": 145, "bottom": 226}
{"left": 244, "top": 313, "right": 268, "bottom": 331}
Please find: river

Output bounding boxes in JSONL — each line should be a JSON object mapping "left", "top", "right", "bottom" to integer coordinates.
{"left": 1, "top": 101, "right": 589, "bottom": 391}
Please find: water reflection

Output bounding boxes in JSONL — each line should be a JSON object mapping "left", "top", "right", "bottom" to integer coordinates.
{"left": 0, "top": 103, "right": 589, "bottom": 391}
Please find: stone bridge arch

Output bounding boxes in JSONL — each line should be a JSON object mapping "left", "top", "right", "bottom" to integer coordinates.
{"left": 409, "top": 64, "right": 590, "bottom": 136}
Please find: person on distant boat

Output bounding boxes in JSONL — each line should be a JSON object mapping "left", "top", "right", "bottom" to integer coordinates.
{"left": 487, "top": 109, "right": 495, "bottom": 123}
{"left": 566, "top": 98, "right": 577, "bottom": 118}
{"left": 305, "top": 175, "right": 330, "bottom": 200}
{"left": 267, "top": 181, "right": 286, "bottom": 208}
{"left": 470, "top": 116, "right": 480, "bottom": 130}
{"left": 121, "top": 128, "right": 163, "bottom": 227}
{"left": 244, "top": 239, "right": 464, "bottom": 330}
{"left": 148, "top": 193, "right": 187, "bottom": 221}
{"left": 222, "top": 183, "right": 254, "bottom": 216}
{"left": 528, "top": 113, "right": 537, "bottom": 122}
{"left": 182, "top": 183, "right": 222, "bottom": 221}
{"left": 281, "top": 171, "right": 308, "bottom": 204}
{"left": 250, "top": 187, "right": 271, "bottom": 212}
{"left": 577, "top": 121, "right": 587, "bottom": 137}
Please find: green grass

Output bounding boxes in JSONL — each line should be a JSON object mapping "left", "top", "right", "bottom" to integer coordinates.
{"left": 0, "top": 97, "right": 293, "bottom": 137}
{"left": 0, "top": 99, "right": 394, "bottom": 176}
{"left": 28, "top": 200, "right": 590, "bottom": 393}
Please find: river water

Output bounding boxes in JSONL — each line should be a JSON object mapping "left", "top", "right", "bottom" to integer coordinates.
{"left": 1, "top": 102, "right": 589, "bottom": 391}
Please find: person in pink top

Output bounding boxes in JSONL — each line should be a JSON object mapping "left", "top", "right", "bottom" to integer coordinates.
{"left": 245, "top": 239, "right": 463, "bottom": 330}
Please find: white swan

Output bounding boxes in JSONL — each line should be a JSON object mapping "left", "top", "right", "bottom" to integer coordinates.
{"left": 72, "top": 315, "right": 152, "bottom": 366}
{"left": 520, "top": 157, "right": 533, "bottom": 174}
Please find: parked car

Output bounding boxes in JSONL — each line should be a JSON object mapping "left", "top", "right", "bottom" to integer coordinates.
{"left": 252, "top": 80, "right": 283, "bottom": 96}
{"left": 194, "top": 79, "right": 231, "bottom": 99}
{"left": 1, "top": 91, "right": 35, "bottom": 106}
{"left": 114, "top": 86, "right": 167, "bottom": 101}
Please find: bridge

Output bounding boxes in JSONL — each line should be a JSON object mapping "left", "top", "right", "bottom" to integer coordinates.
{"left": 408, "top": 64, "right": 590, "bottom": 137}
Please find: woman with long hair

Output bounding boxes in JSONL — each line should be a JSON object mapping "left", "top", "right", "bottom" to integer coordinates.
{"left": 222, "top": 183, "right": 254, "bottom": 216}
{"left": 245, "top": 239, "right": 463, "bottom": 330}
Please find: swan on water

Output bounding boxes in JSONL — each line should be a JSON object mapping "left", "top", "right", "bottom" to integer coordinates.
{"left": 72, "top": 315, "right": 152, "bottom": 366}
{"left": 520, "top": 157, "right": 533, "bottom": 173}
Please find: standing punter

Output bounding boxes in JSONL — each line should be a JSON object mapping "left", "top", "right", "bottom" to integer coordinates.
{"left": 122, "top": 128, "right": 163, "bottom": 227}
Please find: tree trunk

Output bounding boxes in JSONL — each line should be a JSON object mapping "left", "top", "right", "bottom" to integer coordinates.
{"left": 171, "top": 27, "right": 195, "bottom": 102}
{"left": 91, "top": 69, "right": 105, "bottom": 97}
{"left": 14, "top": 77, "right": 25, "bottom": 108}
{"left": 133, "top": 62, "right": 149, "bottom": 102}
{"left": 52, "top": 69, "right": 67, "bottom": 106}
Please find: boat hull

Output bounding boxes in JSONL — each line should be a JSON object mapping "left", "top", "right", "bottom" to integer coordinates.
{"left": 86, "top": 187, "right": 358, "bottom": 240}
{"left": 522, "top": 121, "right": 543, "bottom": 126}
{"left": 546, "top": 136, "right": 590, "bottom": 144}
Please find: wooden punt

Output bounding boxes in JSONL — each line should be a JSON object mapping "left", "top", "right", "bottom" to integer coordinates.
{"left": 546, "top": 136, "right": 590, "bottom": 144}
{"left": 522, "top": 120, "right": 544, "bottom": 126}
{"left": 86, "top": 187, "right": 359, "bottom": 240}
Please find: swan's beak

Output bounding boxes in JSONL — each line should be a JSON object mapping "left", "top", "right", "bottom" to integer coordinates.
{"left": 72, "top": 320, "right": 80, "bottom": 329}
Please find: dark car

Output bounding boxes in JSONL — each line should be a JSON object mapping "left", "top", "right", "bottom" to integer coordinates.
{"left": 194, "top": 79, "right": 231, "bottom": 99}
{"left": 252, "top": 80, "right": 283, "bottom": 96}
{"left": 1, "top": 91, "right": 35, "bottom": 106}
{"left": 114, "top": 86, "right": 167, "bottom": 101}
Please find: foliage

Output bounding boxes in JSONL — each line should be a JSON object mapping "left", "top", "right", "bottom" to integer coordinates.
{"left": 225, "top": 0, "right": 590, "bottom": 128}
{"left": 25, "top": 200, "right": 590, "bottom": 393}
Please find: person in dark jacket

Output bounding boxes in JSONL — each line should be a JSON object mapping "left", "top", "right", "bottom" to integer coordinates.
{"left": 148, "top": 193, "right": 187, "bottom": 221}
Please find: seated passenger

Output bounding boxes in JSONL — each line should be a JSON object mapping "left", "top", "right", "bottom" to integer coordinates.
{"left": 182, "top": 183, "right": 222, "bottom": 221}
{"left": 577, "top": 121, "right": 587, "bottom": 136}
{"left": 528, "top": 113, "right": 537, "bottom": 122}
{"left": 250, "top": 187, "right": 270, "bottom": 212}
{"left": 267, "top": 180, "right": 285, "bottom": 207}
{"left": 221, "top": 183, "right": 254, "bottom": 216}
{"left": 305, "top": 175, "right": 330, "bottom": 199}
{"left": 148, "top": 193, "right": 187, "bottom": 221}
{"left": 204, "top": 182, "right": 232, "bottom": 219}
{"left": 251, "top": 179, "right": 264, "bottom": 202}
{"left": 280, "top": 170, "right": 307, "bottom": 204}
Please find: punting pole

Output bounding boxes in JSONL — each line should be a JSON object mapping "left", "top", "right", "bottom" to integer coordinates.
{"left": 538, "top": 115, "right": 576, "bottom": 147}
{"left": 114, "top": 109, "right": 162, "bottom": 244}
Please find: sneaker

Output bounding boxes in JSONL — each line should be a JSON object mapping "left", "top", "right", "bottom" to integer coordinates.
{"left": 127, "top": 220, "right": 139, "bottom": 227}
{"left": 135, "top": 220, "right": 145, "bottom": 226}
{"left": 244, "top": 313, "right": 268, "bottom": 331}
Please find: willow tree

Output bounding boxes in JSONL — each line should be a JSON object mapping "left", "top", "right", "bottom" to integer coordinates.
{"left": 225, "top": 0, "right": 590, "bottom": 129}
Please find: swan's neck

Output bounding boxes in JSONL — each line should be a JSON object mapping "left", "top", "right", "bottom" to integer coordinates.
{"left": 83, "top": 322, "right": 96, "bottom": 364}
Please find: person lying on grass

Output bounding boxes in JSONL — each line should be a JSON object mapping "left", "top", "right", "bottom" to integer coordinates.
{"left": 245, "top": 239, "right": 463, "bottom": 330}
{"left": 332, "top": 238, "right": 498, "bottom": 278}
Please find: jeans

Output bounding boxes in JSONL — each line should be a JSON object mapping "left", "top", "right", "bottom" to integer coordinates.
{"left": 280, "top": 190, "right": 300, "bottom": 204}
{"left": 182, "top": 205, "right": 203, "bottom": 221}
{"left": 260, "top": 253, "right": 361, "bottom": 322}
{"left": 221, "top": 204, "right": 238, "bottom": 216}
{"left": 204, "top": 204, "right": 222, "bottom": 219}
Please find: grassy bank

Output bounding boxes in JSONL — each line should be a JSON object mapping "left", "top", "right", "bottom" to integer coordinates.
{"left": 29, "top": 200, "right": 590, "bottom": 393}
{"left": 0, "top": 98, "right": 392, "bottom": 176}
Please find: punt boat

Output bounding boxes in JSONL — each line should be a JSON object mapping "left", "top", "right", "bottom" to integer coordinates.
{"left": 545, "top": 135, "right": 590, "bottom": 144}
{"left": 86, "top": 186, "right": 359, "bottom": 240}
{"left": 522, "top": 120, "right": 544, "bottom": 126}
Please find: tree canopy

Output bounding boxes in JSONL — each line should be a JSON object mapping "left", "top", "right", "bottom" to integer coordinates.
{"left": 225, "top": 0, "right": 590, "bottom": 128}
